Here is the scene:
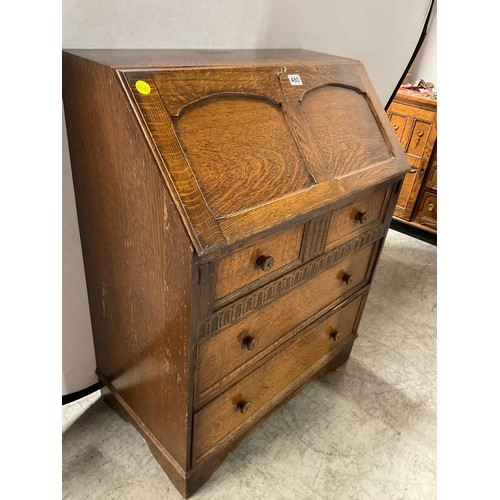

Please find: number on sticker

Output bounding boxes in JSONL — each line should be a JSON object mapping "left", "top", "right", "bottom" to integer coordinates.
{"left": 288, "top": 74, "right": 303, "bottom": 86}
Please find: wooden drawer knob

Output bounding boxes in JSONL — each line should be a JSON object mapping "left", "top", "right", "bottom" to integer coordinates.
{"left": 256, "top": 255, "right": 274, "bottom": 271}
{"left": 236, "top": 400, "right": 251, "bottom": 414}
{"left": 241, "top": 335, "right": 259, "bottom": 351}
{"left": 341, "top": 272, "right": 352, "bottom": 285}
{"left": 355, "top": 210, "right": 368, "bottom": 223}
{"left": 329, "top": 329, "right": 340, "bottom": 341}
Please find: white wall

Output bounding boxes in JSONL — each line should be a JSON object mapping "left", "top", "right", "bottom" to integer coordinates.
{"left": 410, "top": 4, "right": 437, "bottom": 86}
{"left": 62, "top": 0, "right": 433, "bottom": 395}
{"left": 62, "top": 0, "right": 433, "bottom": 106}
{"left": 62, "top": 110, "right": 98, "bottom": 394}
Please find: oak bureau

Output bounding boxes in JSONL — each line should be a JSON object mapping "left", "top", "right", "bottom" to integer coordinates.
{"left": 62, "top": 49, "right": 410, "bottom": 497}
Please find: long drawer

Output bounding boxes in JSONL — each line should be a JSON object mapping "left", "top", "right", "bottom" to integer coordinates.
{"left": 196, "top": 241, "right": 378, "bottom": 397}
{"left": 193, "top": 293, "right": 366, "bottom": 464}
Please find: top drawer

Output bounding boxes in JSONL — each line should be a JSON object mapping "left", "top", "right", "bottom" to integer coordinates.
{"left": 325, "top": 187, "right": 389, "bottom": 251}
{"left": 215, "top": 225, "right": 303, "bottom": 300}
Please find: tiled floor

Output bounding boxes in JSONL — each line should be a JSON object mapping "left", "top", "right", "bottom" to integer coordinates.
{"left": 62, "top": 229, "right": 436, "bottom": 499}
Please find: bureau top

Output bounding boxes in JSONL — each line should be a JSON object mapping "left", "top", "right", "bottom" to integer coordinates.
{"left": 393, "top": 88, "right": 437, "bottom": 113}
{"left": 63, "top": 49, "right": 409, "bottom": 256}
{"left": 62, "top": 49, "right": 354, "bottom": 69}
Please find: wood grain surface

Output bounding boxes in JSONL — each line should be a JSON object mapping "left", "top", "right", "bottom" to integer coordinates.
{"left": 153, "top": 66, "right": 285, "bottom": 116}
{"left": 386, "top": 93, "right": 437, "bottom": 221}
{"left": 122, "top": 73, "right": 225, "bottom": 254}
{"left": 325, "top": 187, "right": 390, "bottom": 249}
{"left": 215, "top": 224, "right": 303, "bottom": 299}
{"left": 277, "top": 63, "right": 366, "bottom": 103}
{"left": 118, "top": 56, "right": 408, "bottom": 254}
{"left": 301, "top": 86, "right": 392, "bottom": 178}
{"left": 194, "top": 294, "right": 365, "bottom": 462}
{"left": 197, "top": 242, "right": 377, "bottom": 396}
{"left": 63, "top": 49, "right": 409, "bottom": 498}
{"left": 198, "top": 223, "right": 387, "bottom": 339}
{"left": 63, "top": 53, "right": 194, "bottom": 470}
{"left": 174, "top": 95, "right": 313, "bottom": 217}
{"left": 414, "top": 192, "right": 437, "bottom": 231}
{"left": 217, "top": 163, "right": 402, "bottom": 245}
{"left": 62, "top": 48, "right": 354, "bottom": 70}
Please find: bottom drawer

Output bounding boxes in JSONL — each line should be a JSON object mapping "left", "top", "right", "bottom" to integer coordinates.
{"left": 415, "top": 192, "right": 437, "bottom": 230}
{"left": 192, "top": 293, "right": 366, "bottom": 463}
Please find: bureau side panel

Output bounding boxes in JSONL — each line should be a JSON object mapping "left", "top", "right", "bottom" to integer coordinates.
{"left": 62, "top": 53, "right": 193, "bottom": 469}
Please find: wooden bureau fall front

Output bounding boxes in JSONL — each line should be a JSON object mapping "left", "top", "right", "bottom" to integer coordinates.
{"left": 62, "top": 49, "right": 410, "bottom": 497}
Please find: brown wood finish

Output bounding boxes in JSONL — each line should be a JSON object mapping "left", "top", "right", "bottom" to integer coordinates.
{"left": 198, "top": 224, "right": 386, "bottom": 340}
{"left": 173, "top": 96, "right": 313, "bottom": 218}
{"left": 301, "top": 86, "right": 393, "bottom": 178}
{"left": 352, "top": 61, "right": 410, "bottom": 170}
{"left": 301, "top": 212, "right": 331, "bottom": 262}
{"left": 216, "top": 165, "right": 400, "bottom": 245}
{"left": 197, "top": 242, "right": 377, "bottom": 397}
{"left": 387, "top": 89, "right": 437, "bottom": 233}
{"left": 278, "top": 62, "right": 368, "bottom": 103}
{"left": 122, "top": 60, "right": 406, "bottom": 253}
{"left": 325, "top": 187, "right": 390, "bottom": 250}
{"left": 187, "top": 329, "right": 359, "bottom": 497}
{"left": 63, "top": 49, "right": 409, "bottom": 497}
{"left": 412, "top": 144, "right": 437, "bottom": 232}
{"left": 120, "top": 73, "right": 225, "bottom": 254}
{"left": 414, "top": 192, "right": 437, "bottom": 230}
{"left": 280, "top": 101, "right": 330, "bottom": 183}
{"left": 215, "top": 224, "right": 303, "bottom": 300}
{"left": 62, "top": 49, "right": 353, "bottom": 69}
{"left": 427, "top": 157, "right": 437, "bottom": 190}
{"left": 152, "top": 66, "right": 285, "bottom": 116}
{"left": 63, "top": 53, "right": 194, "bottom": 470}
{"left": 194, "top": 294, "right": 366, "bottom": 463}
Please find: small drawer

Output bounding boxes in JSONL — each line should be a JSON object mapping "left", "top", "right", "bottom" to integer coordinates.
{"left": 197, "top": 241, "right": 377, "bottom": 396}
{"left": 214, "top": 225, "right": 303, "bottom": 300}
{"left": 193, "top": 294, "right": 366, "bottom": 463}
{"left": 416, "top": 192, "right": 437, "bottom": 230}
{"left": 325, "top": 188, "right": 389, "bottom": 250}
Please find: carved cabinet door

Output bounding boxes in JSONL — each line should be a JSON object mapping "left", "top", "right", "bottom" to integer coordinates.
{"left": 387, "top": 97, "right": 437, "bottom": 221}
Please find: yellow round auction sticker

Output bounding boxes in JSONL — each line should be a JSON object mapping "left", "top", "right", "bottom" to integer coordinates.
{"left": 135, "top": 80, "right": 151, "bottom": 95}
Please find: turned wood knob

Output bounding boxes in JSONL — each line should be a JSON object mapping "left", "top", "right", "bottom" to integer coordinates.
{"left": 341, "top": 272, "right": 352, "bottom": 285}
{"left": 355, "top": 210, "right": 368, "bottom": 223}
{"left": 329, "top": 329, "right": 340, "bottom": 341}
{"left": 256, "top": 255, "right": 274, "bottom": 271}
{"left": 236, "top": 400, "right": 251, "bottom": 414}
{"left": 241, "top": 335, "right": 259, "bottom": 351}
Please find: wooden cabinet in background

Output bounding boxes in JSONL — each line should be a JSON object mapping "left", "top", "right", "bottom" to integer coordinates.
{"left": 387, "top": 90, "right": 437, "bottom": 235}
{"left": 63, "top": 49, "right": 409, "bottom": 497}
